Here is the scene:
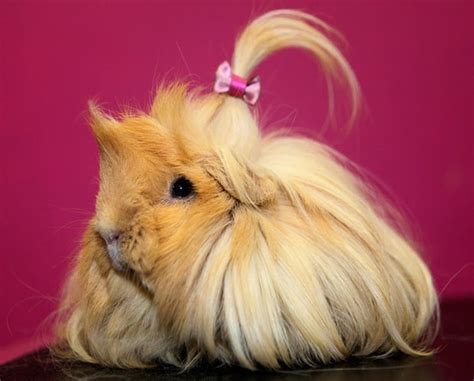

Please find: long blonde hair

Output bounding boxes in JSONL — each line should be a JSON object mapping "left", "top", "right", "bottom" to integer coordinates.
{"left": 53, "top": 9, "right": 438, "bottom": 370}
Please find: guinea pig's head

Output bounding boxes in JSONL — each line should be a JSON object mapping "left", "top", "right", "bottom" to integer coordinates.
{"left": 88, "top": 85, "right": 275, "bottom": 322}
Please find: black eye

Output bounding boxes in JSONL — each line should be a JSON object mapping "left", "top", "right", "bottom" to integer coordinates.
{"left": 170, "top": 176, "right": 195, "bottom": 199}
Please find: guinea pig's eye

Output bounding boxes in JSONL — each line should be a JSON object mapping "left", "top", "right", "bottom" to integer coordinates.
{"left": 170, "top": 176, "right": 195, "bottom": 199}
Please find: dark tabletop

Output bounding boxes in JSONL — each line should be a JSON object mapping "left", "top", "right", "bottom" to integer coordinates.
{"left": 1, "top": 299, "right": 472, "bottom": 381}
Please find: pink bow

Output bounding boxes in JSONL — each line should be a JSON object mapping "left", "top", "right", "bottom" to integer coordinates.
{"left": 213, "top": 61, "right": 261, "bottom": 106}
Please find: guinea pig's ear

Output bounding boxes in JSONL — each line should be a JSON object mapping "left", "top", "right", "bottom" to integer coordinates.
{"left": 87, "top": 101, "right": 120, "bottom": 154}
{"left": 201, "top": 151, "right": 277, "bottom": 207}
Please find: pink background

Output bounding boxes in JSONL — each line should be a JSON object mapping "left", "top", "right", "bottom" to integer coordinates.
{"left": 1, "top": 0, "right": 472, "bottom": 363}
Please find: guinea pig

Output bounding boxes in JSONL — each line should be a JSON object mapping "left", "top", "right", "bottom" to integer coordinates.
{"left": 53, "top": 9, "right": 438, "bottom": 370}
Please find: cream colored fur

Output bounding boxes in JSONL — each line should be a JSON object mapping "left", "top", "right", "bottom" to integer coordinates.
{"left": 53, "top": 10, "right": 438, "bottom": 370}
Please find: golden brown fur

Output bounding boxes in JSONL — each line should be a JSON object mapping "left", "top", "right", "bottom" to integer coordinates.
{"left": 53, "top": 10, "right": 438, "bottom": 370}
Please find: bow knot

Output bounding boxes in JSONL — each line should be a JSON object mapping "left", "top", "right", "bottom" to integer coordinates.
{"left": 213, "top": 61, "right": 261, "bottom": 105}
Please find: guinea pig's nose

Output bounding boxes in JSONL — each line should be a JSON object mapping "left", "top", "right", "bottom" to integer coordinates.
{"left": 97, "top": 228, "right": 125, "bottom": 271}
{"left": 99, "top": 229, "right": 122, "bottom": 245}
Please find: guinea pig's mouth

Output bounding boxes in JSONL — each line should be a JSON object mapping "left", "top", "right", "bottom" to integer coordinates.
{"left": 105, "top": 239, "right": 127, "bottom": 272}
{"left": 96, "top": 229, "right": 128, "bottom": 272}
{"left": 101, "top": 236, "right": 155, "bottom": 295}
{"left": 95, "top": 225, "right": 155, "bottom": 294}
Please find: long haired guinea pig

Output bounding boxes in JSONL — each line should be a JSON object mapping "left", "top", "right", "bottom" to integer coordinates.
{"left": 53, "top": 9, "right": 438, "bottom": 370}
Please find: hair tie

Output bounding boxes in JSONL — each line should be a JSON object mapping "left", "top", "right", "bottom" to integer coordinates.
{"left": 213, "top": 61, "right": 261, "bottom": 105}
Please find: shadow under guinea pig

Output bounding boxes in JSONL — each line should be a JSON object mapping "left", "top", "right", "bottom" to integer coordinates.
{"left": 1, "top": 348, "right": 441, "bottom": 381}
